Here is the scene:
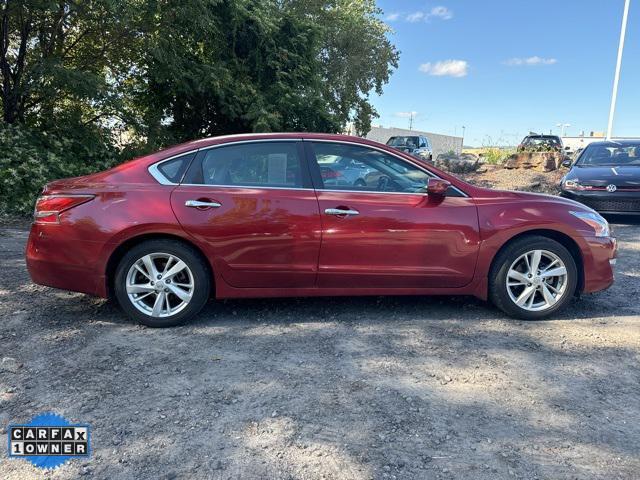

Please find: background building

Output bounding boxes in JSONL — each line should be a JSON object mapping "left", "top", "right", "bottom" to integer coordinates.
{"left": 363, "top": 125, "right": 463, "bottom": 159}
{"left": 561, "top": 132, "right": 640, "bottom": 152}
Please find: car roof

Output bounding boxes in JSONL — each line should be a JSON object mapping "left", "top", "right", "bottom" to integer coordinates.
{"left": 585, "top": 139, "right": 640, "bottom": 147}
{"left": 525, "top": 135, "right": 560, "bottom": 138}
{"left": 139, "top": 132, "right": 401, "bottom": 166}
{"left": 155, "top": 132, "right": 383, "bottom": 153}
{"left": 183, "top": 132, "right": 380, "bottom": 147}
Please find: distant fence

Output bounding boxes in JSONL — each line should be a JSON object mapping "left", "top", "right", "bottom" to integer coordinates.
{"left": 364, "top": 126, "right": 463, "bottom": 159}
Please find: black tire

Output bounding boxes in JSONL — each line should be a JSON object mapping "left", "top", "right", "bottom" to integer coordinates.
{"left": 489, "top": 235, "right": 578, "bottom": 320}
{"left": 113, "top": 239, "right": 210, "bottom": 327}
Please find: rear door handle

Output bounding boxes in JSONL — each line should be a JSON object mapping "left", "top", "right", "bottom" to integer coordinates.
{"left": 185, "top": 200, "right": 222, "bottom": 209}
{"left": 325, "top": 208, "right": 359, "bottom": 216}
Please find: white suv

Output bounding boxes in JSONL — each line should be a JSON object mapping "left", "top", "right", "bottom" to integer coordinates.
{"left": 386, "top": 135, "right": 433, "bottom": 161}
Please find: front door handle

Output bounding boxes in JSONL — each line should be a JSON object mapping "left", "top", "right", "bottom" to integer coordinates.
{"left": 325, "top": 208, "right": 359, "bottom": 216}
{"left": 185, "top": 200, "right": 222, "bottom": 209}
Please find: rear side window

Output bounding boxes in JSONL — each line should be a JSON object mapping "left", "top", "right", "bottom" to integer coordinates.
{"left": 184, "top": 141, "right": 305, "bottom": 188}
{"left": 157, "top": 152, "right": 196, "bottom": 183}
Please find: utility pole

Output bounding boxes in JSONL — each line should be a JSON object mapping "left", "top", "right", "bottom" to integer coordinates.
{"left": 409, "top": 112, "right": 414, "bottom": 130}
{"left": 607, "top": 0, "right": 631, "bottom": 140}
{"left": 556, "top": 123, "right": 571, "bottom": 137}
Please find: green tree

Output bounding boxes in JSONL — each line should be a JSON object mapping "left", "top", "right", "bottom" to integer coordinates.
{"left": 0, "top": 0, "right": 399, "bottom": 215}
{"left": 285, "top": 0, "right": 398, "bottom": 135}
{"left": 131, "top": 0, "right": 398, "bottom": 145}
{"left": 0, "top": 0, "right": 136, "bottom": 127}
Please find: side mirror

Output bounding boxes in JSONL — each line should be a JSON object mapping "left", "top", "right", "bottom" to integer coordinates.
{"left": 561, "top": 159, "right": 572, "bottom": 168}
{"left": 427, "top": 178, "right": 451, "bottom": 196}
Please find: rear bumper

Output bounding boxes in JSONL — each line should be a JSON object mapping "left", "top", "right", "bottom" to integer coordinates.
{"left": 26, "top": 223, "right": 108, "bottom": 297}
{"left": 561, "top": 190, "right": 640, "bottom": 214}
{"left": 580, "top": 235, "right": 617, "bottom": 294}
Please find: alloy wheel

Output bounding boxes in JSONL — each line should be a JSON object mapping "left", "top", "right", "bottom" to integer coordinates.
{"left": 506, "top": 249, "right": 568, "bottom": 312}
{"left": 125, "top": 253, "right": 194, "bottom": 318}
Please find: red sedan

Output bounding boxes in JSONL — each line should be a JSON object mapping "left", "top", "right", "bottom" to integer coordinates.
{"left": 26, "top": 133, "right": 617, "bottom": 327}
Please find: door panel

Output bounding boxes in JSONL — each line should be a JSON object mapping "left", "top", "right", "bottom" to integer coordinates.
{"left": 171, "top": 186, "right": 321, "bottom": 288}
{"left": 305, "top": 140, "right": 480, "bottom": 289}
{"left": 316, "top": 191, "right": 480, "bottom": 288}
{"left": 170, "top": 140, "right": 321, "bottom": 289}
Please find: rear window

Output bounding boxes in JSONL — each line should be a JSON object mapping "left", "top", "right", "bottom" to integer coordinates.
{"left": 157, "top": 152, "right": 196, "bottom": 183}
{"left": 523, "top": 136, "right": 561, "bottom": 147}
{"left": 387, "top": 136, "right": 420, "bottom": 148}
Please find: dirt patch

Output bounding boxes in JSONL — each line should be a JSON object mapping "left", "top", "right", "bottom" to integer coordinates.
{"left": 1, "top": 220, "right": 639, "bottom": 479}
{"left": 459, "top": 164, "right": 565, "bottom": 195}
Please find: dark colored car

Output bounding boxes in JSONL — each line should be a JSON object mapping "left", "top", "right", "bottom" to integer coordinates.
{"left": 26, "top": 133, "right": 616, "bottom": 327}
{"left": 386, "top": 135, "right": 433, "bottom": 161}
{"left": 560, "top": 140, "right": 640, "bottom": 214}
{"left": 518, "top": 135, "right": 565, "bottom": 152}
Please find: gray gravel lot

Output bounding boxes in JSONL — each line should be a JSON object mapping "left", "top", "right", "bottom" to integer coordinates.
{"left": 1, "top": 219, "right": 639, "bottom": 479}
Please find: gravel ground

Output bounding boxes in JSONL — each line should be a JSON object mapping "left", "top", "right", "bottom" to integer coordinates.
{"left": 459, "top": 165, "right": 565, "bottom": 195}
{"left": 1, "top": 218, "right": 639, "bottom": 480}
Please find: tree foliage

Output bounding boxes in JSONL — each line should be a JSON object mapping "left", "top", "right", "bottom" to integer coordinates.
{"left": 0, "top": 0, "right": 398, "bottom": 214}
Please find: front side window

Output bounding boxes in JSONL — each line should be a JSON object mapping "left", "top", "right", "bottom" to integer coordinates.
{"left": 311, "top": 142, "right": 431, "bottom": 193}
{"left": 184, "top": 142, "right": 304, "bottom": 187}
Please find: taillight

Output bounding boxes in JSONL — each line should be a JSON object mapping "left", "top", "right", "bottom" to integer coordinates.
{"left": 34, "top": 195, "right": 94, "bottom": 224}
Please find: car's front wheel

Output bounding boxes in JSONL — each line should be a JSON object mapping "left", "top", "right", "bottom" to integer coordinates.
{"left": 113, "top": 239, "right": 210, "bottom": 327}
{"left": 489, "top": 236, "right": 578, "bottom": 320}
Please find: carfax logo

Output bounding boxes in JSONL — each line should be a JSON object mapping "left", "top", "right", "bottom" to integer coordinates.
{"left": 7, "top": 412, "right": 90, "bottom": 469}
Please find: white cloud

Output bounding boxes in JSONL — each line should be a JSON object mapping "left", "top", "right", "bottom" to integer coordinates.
{"left": 406, "top": 6, "right": 453, "bottom": 23}
{"left": 419, "top": 60, "right": 468, "bottom": 77}
{"left": 384, "top": 12, "right": 401, "bottom": 22}
{"left": 429, "top": 6, "right": 453, "bottom": 20}
{"left": 394, "top": 111, "right": 418, "bottom": 118}
{"left": 406, "top": 11, "right": 425, "bottom": 22}
{"left": 505, "top": 56, "right": 558, "bottom": 66}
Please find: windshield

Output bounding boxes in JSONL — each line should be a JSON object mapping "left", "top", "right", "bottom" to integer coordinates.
{"left": 577, "top": 143, "right": 640, "bottom": 166}
{"left": 523, "top": 136, "right": 561, "bottom": 148}
{"left": 387, "top": 136, "right": 420, "bottom": 148}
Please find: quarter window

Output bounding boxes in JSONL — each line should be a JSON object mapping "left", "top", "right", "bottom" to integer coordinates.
{"left": 157, "top": 152, "right": 196, "bottom": 183}
{"left": 310, "top": 142, "right": 431, "bottom": 193}
{"left": 185, "top": 142, "right": 304, "bottom": 187}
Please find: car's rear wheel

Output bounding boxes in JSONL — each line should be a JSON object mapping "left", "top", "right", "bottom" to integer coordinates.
{"left": 114, "top": 240, "right": 210, "bottom": 327}
{"left": 489, "top": 236, "right": 578, "bottom": 320}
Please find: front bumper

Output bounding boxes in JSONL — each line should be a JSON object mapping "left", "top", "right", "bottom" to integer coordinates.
{"left": 580, "top": 235, "right": 617, "bottom": 294}
{"left": 561, "top": 190, "right": 640, "bottom": 214}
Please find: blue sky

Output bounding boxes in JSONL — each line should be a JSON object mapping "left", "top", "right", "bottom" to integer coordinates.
{"left": 372, "top": 0, "right": 640, "bottom": 146}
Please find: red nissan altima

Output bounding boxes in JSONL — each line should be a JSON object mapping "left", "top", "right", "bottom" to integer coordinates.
{"left": 26, "top": 133, "right": 617, "bottom": 327}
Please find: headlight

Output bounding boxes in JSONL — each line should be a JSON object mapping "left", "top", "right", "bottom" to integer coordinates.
{"left": 570, "top": 211, "right": 610, "bottom": 237}
{"left": 563, "top": 179, "right": 585, "bottom": 191}
{"left": 562, "top": 179, "right": 600, "bottom": 191}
